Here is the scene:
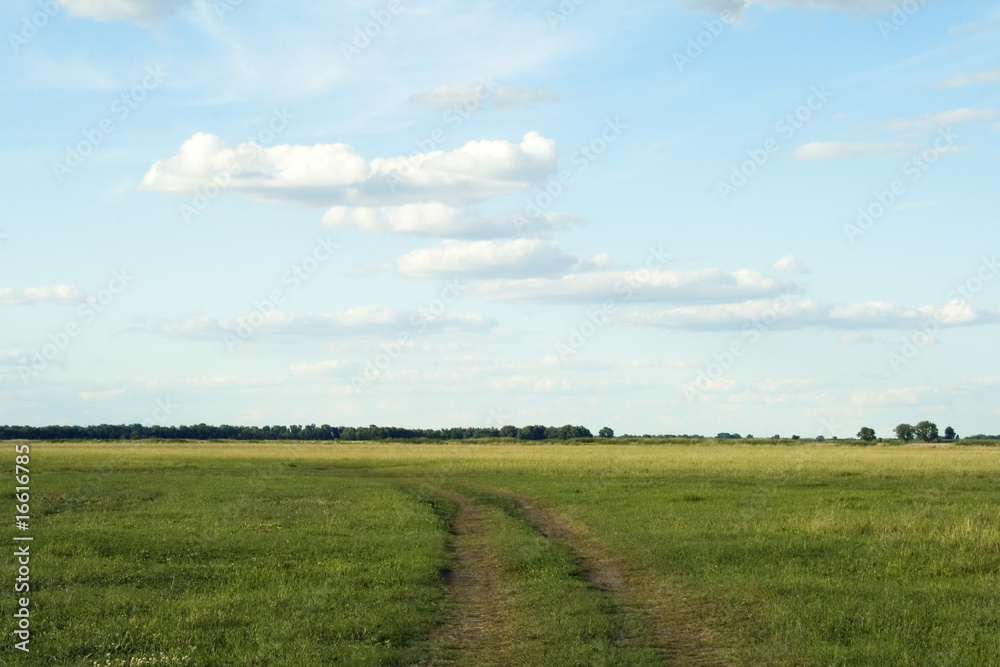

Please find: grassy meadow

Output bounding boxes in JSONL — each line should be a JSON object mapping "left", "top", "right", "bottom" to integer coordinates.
{"left": 3, "top": 440, "right": 1000, "bottom": 665}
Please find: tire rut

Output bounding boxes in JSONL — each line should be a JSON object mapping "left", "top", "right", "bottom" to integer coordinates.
{"left": 423, "top": 489, "right": 512, "bottom": 666}
{"left": 480, "top": 487, "right": 735, "bottom": 667}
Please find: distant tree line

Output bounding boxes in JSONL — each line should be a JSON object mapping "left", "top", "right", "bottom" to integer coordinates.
{"left": 0, "top": 423, "right": 595, "bottom": 441}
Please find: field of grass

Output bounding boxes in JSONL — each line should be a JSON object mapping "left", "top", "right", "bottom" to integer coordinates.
{"left": 3, "top": 440, "right": 1000, "bottom": 665}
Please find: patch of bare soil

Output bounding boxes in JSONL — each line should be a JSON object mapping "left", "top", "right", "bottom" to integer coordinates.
{"left": 423, "top": 489, "right": 513, "bottom": 666}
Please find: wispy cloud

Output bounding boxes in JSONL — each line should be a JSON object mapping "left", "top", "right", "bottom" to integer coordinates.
{"left": 323, "top": 203, "right": 583, "bottom": 239}
{"left": 794, "top": 141, "right": 919, "bottom": 160}
{"left": 627, "top": 299, "right": 993, "bottom": 330}
{"left": 939, "top": 67, "right": 1000, "bottom": 88}
{"left": 478, "top": 269, "right": 799, "bottom": 304}
{"left": 397, "top": 239, "right": 581, "bottom": 279}
{"left": 411, "top": 82, "right": 557, "bottom": 111}
{"left": 0, "top": 285, "right": 87, "bottom": 306}
{"left": 63, "top": 0, "right": 192, "bottom": 22}
{"left": 883, "top": 108, "right": 998, "bottom": 131}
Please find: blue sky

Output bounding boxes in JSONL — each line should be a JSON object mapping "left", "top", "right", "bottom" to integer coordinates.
{"left": 2, "top": 0, "right": 998, "bottom": 437}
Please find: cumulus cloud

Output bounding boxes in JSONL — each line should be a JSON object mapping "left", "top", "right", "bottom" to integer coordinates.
{"left": 0, "top": 285, "right": 87, "bottom": 305}
{"left": 770, "top": 255, "right": 808, "bottom": 273}
{"left": 411, "top": 82, "right": 557, "bottom": 111}
{"left": 626, "top": 299, "right": 993, "bottom": 330}
{"left": 793, "top": 141, "right": 919, "bottom": 160}
{"left": 322, "top": 203, "right": 583, "bottom": 238}
{"left": 477, "top": 268, "right": 798, "bottom": 303}
{"left": 397, "top": 239, "right": 580, "bottom": 279}
{"left": 883, "top": 108, "right": 999, "bottom": 131}
{"left": 63, "top": 0, "right": 191, "bottom": 22}
{"left": 939, "top": 67, "right": 1000, "bottom": 89}
{"left": 140, "top": 131, "right": 558, "bottom": 207}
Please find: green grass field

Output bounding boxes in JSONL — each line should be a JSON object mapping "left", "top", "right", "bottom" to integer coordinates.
{"left": 4, "top": 441, "right": 1000, "bottom": 666}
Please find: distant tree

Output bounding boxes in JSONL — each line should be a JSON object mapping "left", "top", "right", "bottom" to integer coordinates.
{"left": 598, "top": 427, "right": 614, "bottom": 438}
{"left": 772, "top": 434, "right": 780, "bottom": 440}
{"left": 816, "top": 435, "right": 825, "bottom": 442}
{"left": 914, "top": 421, "right": 939, "bottom": 442}
{"left": 895, "top": 423, "right": 915, "bottom": 442}
{"left": 517, "top": 425, "right": 546, "bottom": 440}
{"left": 499, "top": 425, "right": 518, "bottom": 438}
{"left": 943, "top": 426, "right": 956, "bottom": 440}
{"left": 857, "top": 427, "right": 877, "bottom": 442}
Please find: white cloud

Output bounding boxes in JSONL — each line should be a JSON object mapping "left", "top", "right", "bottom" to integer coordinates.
{"left": 411, "top": 83, "right": 557, "bottom": 111}
{"left": 144, "top": 375, "right": 273, "bottom": 389}
{"left": 290, "top": 360, "right": 350, "bottom": 376}
{"left": 794, "top": 141, "right": 919, "bottom": 160}
{"left": 0, "top": 350, "right": 28, "bottom": 366}
{"left": 770, "top": 255, "right": 808, "bottom": 273}
{"left": 490, "top": 375, "right": 574, "bottom": 392}
{"left": 883, "top": 108, "right": 999, "bottom": 131}
{"left": 755, "top": 378, "right": 821, "bottom": 392}
{"left": 939, "top": 67, "right": 1000, "bottom": 89}
{"left": 478, "top": 268, "right": 798, "bottom": 303}
{"left": 79, "top": 389, "right": 125, "bottom": 401}
{"left": 140, "top": 132, "right": 558, "bottom": 207}
{"left": 63, "top": 0, "right": 191, "bottom": 22}
{"left": 839, "top": 333, "right": 885, "bottom": 345}
{"left": 680, "top": 0, "right": 936, "bottom": 19}
{"left": 397, "top": 239, "right": 579, "bottom": 279}
{"left": 849, "top": 386, "right": 930, "bottom": 406}
{"left": 140, "top": 308, "right": 497, "bottom": 342}
{"left": 0, "top": 285, "right": 87, "bottom": 305}
{"left": 627, "top": 299, "right": 992, "bottom": 330}
{"left": 322, "top": 203, "right": 583, "bottom": 238}
{"left": 628, "top": 298, "right": 823, "bottom": 329}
